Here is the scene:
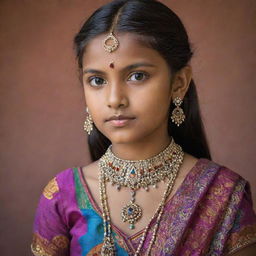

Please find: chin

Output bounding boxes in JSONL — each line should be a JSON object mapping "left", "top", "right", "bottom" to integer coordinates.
{"left": 109, "top": 136, "right": 135, "bottom": 145}
{"left": 99, "top": 124, "right": 161, "bottom": 145}
{"left": 105, "top": 131, "right": 142, "bottom": 145}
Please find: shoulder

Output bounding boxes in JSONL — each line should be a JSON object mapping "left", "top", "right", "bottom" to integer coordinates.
{"left": 193, "top": 157, "right": 245, "bottom": 184}
{"left": 185, "top": 157, "right": 250, "bottom": 200}
{"left": 36, "top": 166, "right": 86, "bottom": 222}
{"left": 41, "top": 167, "right": 80, "bottom": 202}
{"left": 81, "top": 160, "right": 99, "bottom": 182}
{"left": 55, "top": 167, "right": 76, "bottom": 183}
{"left": 44, "top": 161, "right": 99, "bottom": 197}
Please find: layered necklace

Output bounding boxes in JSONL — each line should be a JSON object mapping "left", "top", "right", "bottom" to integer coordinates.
{"left": 99, "top": 138, "right": 184, "bottom": 256}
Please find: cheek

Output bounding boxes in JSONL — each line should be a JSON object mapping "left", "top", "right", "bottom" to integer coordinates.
{"left": 83, "top": 88, "right": 89, "bottom": 104}
{"left": 84, "top": 89, "right": 100, "bottom": 109}
{"left": 83, "top": 91, "right": 104, "bottom": 123}
{"left": 134, "top": 85, "right": 171, "bottom": 112}
{"left": 135, "top": 89, "right": 171, "bottom": 128}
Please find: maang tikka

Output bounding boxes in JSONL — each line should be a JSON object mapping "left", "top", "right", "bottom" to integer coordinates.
{"left": 102, "top": 7, "right": 121, "bottom": 53}
{"left": 103, "top": 32, "right": 119, "bottom": 53}
{"left": 171, "top": 97, "right": 186, "bottom": 126}
{"left": 83, "top": 107, "right": 93, "bottom": 135}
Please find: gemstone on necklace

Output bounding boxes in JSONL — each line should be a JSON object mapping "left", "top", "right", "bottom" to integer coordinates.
{"left": 98, "top": 140, "right": 184, "bottom": 255}
{"left": 127, "top": 207, "right": 133, "bottom": 215}
{"left": 130, "top": 168, "right": 136, "bottom": 178}
{"left": 129, "top": 223, "right": 135, "bottom": 230}
{"left": 121, "top": 202, "right": 142, "bottom": 226}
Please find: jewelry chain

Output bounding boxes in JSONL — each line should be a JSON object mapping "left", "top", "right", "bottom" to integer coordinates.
{"left": 99, "top": 141, "right": 184, "bottom": 255}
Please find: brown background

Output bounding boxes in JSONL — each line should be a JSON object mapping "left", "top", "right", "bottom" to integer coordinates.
{"left": 1, "top": 0, "right": 255, "bottom": 255}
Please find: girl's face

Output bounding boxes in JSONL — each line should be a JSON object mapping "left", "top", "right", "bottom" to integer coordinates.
{"left": 82, "top": 33, "right": 174, "bottom": 145}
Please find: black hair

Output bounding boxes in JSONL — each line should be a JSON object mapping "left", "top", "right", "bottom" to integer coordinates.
{"left": 74, "top": 0, "right": 211, "bottom": 161}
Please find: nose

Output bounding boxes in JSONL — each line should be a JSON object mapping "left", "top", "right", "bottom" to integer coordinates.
{"left": 106, "top": 82, "right": 129, "bottom": 109}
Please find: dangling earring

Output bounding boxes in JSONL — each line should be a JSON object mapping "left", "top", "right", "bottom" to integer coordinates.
{"left": 84, "top": 107, "right": 93, "bottom": 135}
{"left": 171, "top": 97, "right": 185, "bottom": 126}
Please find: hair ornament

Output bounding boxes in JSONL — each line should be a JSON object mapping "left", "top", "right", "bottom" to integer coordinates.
{"left": 102, "top": 6, "right": 123, "bottom": 53}
{"left": 103, "top": 32, "right": 119, "bottom": 53}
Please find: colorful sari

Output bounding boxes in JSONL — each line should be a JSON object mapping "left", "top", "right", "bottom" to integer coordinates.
{"left": 31, "top": 159, "right": 256, "bottom": 255}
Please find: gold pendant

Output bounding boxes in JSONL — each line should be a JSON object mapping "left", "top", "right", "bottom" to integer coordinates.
{"left": 103, "top": 32, "right": 119, "bottom": 53}
{"left": 121, "top": 202, "right": 143, "bottom": 230}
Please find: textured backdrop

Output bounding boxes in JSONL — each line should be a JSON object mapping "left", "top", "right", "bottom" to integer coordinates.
{"left": 1, "top": 0, "right": 255, "bottom": 255}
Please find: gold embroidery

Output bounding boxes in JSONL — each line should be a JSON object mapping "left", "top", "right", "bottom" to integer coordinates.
{"left": 43, "top": 177, "right": 59, "bottom": 200}
{"left": 183, "top": 175, "right": 235, "bottom": 252}
{"left": 225, "top": 224, "right": 256, "bottom": 254}
{"left": 212, "top": 184, "right": 225, "bottom": 196}
{"left": 224, "top": 181, "right": 234, "bottom": 188}
{"left": 31, "top": 233, "right": 69, "bottom": 256}
{"left": 52, "top": 235, "right": 70, "bottom": 249}
{"left": 87, "top": 243, "right": 103, "bottom": 255}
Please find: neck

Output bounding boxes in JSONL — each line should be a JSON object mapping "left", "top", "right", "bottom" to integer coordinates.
{"left": 111, "top": 131, "right": 172, "bottom": 161}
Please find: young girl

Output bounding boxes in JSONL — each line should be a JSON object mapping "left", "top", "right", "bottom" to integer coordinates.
{"left": 31, "top": 0, "right": 256, "bottom": 255}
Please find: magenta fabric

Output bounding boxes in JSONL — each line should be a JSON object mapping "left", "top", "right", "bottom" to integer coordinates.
{"left": 31, "top": 159, "right": 256, "bottom": 255}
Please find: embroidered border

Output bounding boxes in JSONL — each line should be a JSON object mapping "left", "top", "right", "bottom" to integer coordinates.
{"left": 31, "top": 232, "right": 69, "bottom": 256}
{"left": 225, "top": 224, "right": 256, "bottom": 255}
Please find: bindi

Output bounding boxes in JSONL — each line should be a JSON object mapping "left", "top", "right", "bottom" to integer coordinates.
{"left": 109, "top": 62, "right": 115, "bottom": 68}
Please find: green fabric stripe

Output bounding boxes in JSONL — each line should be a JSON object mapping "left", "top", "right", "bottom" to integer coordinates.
{"left": 73, "top": 167, "right": 92, "bottom": 210}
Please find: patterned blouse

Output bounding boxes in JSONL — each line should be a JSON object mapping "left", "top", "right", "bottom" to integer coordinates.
{"left": 31, "top": 159, "right": 256, "bottom": 255}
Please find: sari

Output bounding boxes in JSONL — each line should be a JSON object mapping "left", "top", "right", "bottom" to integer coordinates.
{"left": 31, "top": 159, "right": 256, "bottom": 255}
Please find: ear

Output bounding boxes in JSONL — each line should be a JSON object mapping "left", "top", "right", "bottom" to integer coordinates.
{"left": 171, "top": 65, "right": 192, "bottom": 100}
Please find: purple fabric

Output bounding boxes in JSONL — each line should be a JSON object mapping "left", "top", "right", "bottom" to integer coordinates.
{"left": 31, "top": 159, "right": 256, "bottom": 255}
{"left": 32, "top": 169, "right": 86, "bottom": 256}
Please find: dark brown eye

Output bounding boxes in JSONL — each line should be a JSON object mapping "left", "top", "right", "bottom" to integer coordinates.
{"left": 89, "top": 77, "right": 106, "bottom": 87}
{"left": 128, "top": 72, "right": 148, "bottom": 82}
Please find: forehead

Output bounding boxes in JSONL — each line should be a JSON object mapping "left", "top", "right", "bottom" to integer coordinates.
{"left": 82, "top": 33, "right": 166, "bottom": 68}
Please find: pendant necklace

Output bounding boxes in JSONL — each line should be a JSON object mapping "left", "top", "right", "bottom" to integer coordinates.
{"left": 99, "top": 138, "right": 183, "bottom": 229}
{"left": 99, "top": 138, "right": 184, "bottom": 255}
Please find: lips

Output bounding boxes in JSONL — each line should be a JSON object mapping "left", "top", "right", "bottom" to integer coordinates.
{"left": 106, "top": 115, "right": 136, "bottom": 127}
{"left": 106, "top": 115, "right": 135, "bottom": 122}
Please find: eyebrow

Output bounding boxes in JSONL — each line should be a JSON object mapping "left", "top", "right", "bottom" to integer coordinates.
{"left": 82, "top": 62, "right": 156, "bottom": 75}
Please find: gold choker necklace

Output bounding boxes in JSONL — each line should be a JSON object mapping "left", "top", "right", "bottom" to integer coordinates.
{"left": 98, "top": 139, "right": 184, "bottom": 255}
{"left": 99, "top": 139, "right": 183, "bottom": 228}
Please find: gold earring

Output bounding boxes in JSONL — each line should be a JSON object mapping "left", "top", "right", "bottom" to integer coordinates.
{"left": 84, "top": 107, "right": 93, "bottom": 135}
{"left": 171, "top": 97, "right": 185, "bottom": 126}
